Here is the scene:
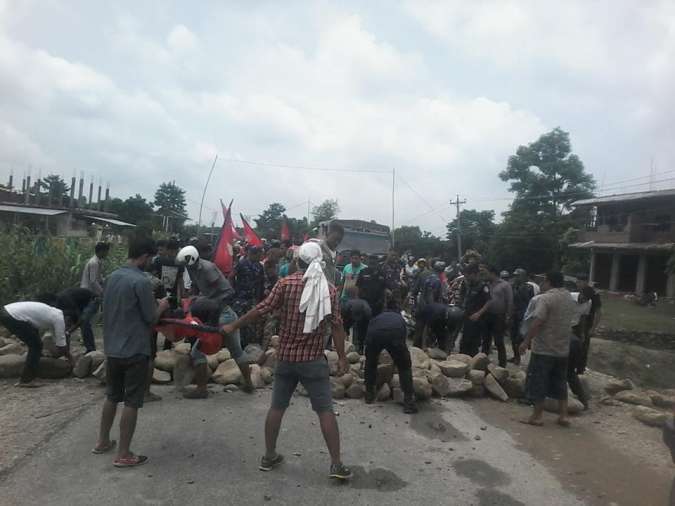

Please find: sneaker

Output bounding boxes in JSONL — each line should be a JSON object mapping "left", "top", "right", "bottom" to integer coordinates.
{"left": 364, "top": 388, "right": 375, "bottom": 404}
{"left": 403, "top": 401, "right": 419, "bottom": 414}
{"left": 329, "top": 463, "right": 353, "bottom": 480}
{"left": 259, "top": 453, "right": 284, "bottom": 472}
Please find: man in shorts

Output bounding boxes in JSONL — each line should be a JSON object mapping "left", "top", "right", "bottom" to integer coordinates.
{"left": 519, "top": 271, "right": 576, "bottom": 427}
{"left": 92, "top": 237, "right": 169, "bottom": 468}
{"left": 221, "top": 242, "right": 353, "bottom": 481}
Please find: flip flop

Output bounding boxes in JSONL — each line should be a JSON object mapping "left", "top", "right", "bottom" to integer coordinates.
{"left": 92, "top": 440, "right": 117, "bottom": 455}
{"left": 113, "top": 455, "right": 148, "bottom": 468}
{"left": 14, "top": 382, "right": 45, "bottom": 388}
{"left": 519, "top": 419, "right": 544, "bottom": 427}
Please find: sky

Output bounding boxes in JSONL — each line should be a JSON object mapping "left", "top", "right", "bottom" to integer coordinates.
{"left": 1, "top": 0, "right": 675, "bottom": 236}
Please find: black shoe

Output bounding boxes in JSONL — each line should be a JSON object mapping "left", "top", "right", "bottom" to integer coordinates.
{"left": 259, "top": 453, "right": 284, "bottom": 472}
{"left": 403, "top": 401, "right": 418, "bottom": 414}
{"left": 365, "top": 388, "right": 375, "bottom": 404}
{"left": 329, "top": 463, "right": 353, "bottom": 480}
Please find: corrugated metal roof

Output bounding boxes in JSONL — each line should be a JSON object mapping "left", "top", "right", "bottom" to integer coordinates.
{"left": 569, "top": 241, "right": 674, "bottom": 251}
{"left": 84, "top": 215, "right": 136, "bottom": 227}
{"left": 0, "top": 204, "right": 67, "bottom": 216}
{"left": 573, "top": 188, "right": 675, "bottom": 206}
{"left": 339, "top": 230, "right": 391, "bottom": 255}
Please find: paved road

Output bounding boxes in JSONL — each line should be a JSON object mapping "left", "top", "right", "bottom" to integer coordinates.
{"left": 1, "top": 385, "right": 585, "bottom": 506}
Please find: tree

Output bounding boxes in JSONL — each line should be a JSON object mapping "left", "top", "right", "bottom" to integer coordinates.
{"left": 254, "top": 203, "right": 287, "bottom": 240}
{"left": 311, "top": 199, "right": 340, "bottom": 227}
{"left": 41, "top": 174, "right": 70, "bottom": 204}
{"left": 154, "top": 181, "right": 188, "bottom": 232}
{"left": 446, "top": 209, "right": 496, "bottom": 257}
{"left": 392, "top": 225, "right": 448, "bottom": 259}
{"left": 109, "top": 194, "right": 154, "bottom": 227}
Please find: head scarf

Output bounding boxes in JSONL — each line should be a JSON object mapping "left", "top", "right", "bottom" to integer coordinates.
{"left": 298, "top": 242, "right": 332, "bottom": 333}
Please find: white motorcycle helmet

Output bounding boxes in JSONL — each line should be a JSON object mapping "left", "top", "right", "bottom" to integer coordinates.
{"left": 176, "top": 245, "right": 199, "bottom": 266}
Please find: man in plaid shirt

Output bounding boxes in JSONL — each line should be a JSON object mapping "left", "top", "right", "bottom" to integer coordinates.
{"left": 221, "top": 242, "right": 352, "bottom": 480}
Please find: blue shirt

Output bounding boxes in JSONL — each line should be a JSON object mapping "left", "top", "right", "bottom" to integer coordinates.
{"left": 367, "top": 310, "right": 407, "bottom": 341}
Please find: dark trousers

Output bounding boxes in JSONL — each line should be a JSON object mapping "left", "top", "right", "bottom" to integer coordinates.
{"left": 510, "top": 314, "right": 524, "bottom": 362}
{"left": 568, "top": 338, "right": 588, "bottom": 405}
{"left": 79, "top": 298, "right": 99, "bottom": 353}
{"left": 343, "top": 315, "right": 369, "bottom": 354}
{"left": 579, "top": 317, "right": 593, "bottom": 373}
{"left": 0, "top": 309, "right": 42, "bottom": 383}
{"left": 414, "top": 318, "right": 448, "bottom": 350}
{"left": 460, "top": 318, "right": 484, "bottom": 357}
{"left": 482, "top": 313, "right": 507, "bottom": 367}
{"left": 364, "top": 333, "right": 414, "bottom": 400}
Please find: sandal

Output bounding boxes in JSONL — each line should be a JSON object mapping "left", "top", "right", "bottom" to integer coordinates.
{"left": 113, "top": 454, "right": 148, "bottom": 468}
{"left": 92, "top": 440, "right": 117, "bottom": 455}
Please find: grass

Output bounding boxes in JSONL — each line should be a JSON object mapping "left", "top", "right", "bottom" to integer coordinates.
{"left": 598, "top": 294, "right": 675, "bottom": 334}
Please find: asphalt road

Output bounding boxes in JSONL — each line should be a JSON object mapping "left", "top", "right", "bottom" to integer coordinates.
{"left": 1, "top": 385, "right": 586, "bottom": 506}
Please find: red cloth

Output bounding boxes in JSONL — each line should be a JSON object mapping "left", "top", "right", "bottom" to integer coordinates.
{"left": 155, "top": 316, "right": 223, "bottom": 355}
{"left": 255, "top": 271, "right": 341, "bottom": 362}
{"left": 213, "top": 205, "right": 234, "bottom": 275}
{"left": 221, "top": 199, "right": 241, "bottom": 240}
{"left": 281, "top": 219, "right": 290, "bottom": 242}
{"left": 240, "top": 214, "right": 263, "bottom": 247}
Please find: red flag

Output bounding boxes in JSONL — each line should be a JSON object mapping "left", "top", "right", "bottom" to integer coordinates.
{"left": 213, "top": 205, "right": 234, "bottom": 275}
{"left": 221, "top": 199, "right": 241, "bottom": 240}
{"left": 240, "top": 214, "right": 263, "bottom": 247}
{"left": 280, "top": 218, "right": 290, "bottom": 242}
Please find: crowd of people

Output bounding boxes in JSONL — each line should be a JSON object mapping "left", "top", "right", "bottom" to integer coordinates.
{"left": 3, "top": 219, "right": 661, "bottom": 479}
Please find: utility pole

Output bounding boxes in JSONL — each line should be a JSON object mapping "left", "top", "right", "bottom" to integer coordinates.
{"left": 391, "top": 168, "right": 396, "bottom": 248}
{"left": 451, "top": 194, "right": 466, "bottom": 260}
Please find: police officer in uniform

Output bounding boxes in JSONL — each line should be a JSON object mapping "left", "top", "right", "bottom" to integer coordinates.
{"left": 456, "top": 263, "right": 491, "bottom": 357}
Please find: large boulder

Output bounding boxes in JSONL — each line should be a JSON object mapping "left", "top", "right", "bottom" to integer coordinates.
{"left": 484, "top": 374, "right": 509, "bottom": 402}
{"left": 41, "top": 334, "right": 59, "bottom": 357}
{"left": 0, "top": 342, "right": 24, "bottom": 356}
{"left": 452, "top": 354, "right": 473, "bottom": 365}
{"left": 427, "top": 347, "right": 448, "bottom": 361}
{"left": 413, "top": 377, "right": 432, "bottom": 400}
{"left": 544, "top": 397, "right": 584, "bottom": 415}
{"left": 377, "top": 383, "right": 392, "bottom": 402}
{"left": 335, "top": 373, "right": 354, "bottom": 388}
{"left": 212, "top": 359, "right": 242, "bottom": 385}
{"left": 250, "top": 364, "right": 266, "bottom": 389}
{"left": 468, "top": 369, "right": 486, "bottom": 386}
{"left": 215, "top": 349, "right": 232, "bottom": 363}
{"left": 390, "top": 374, "right": 400, "bottom": 389}
{"left": 469, "top": 384, "right": 486, "bottom": 398}
{"left": 412, "top": 367, "right": 429, "bottom": 379}
{"left": 447, "top": 378, "right": 474, "bottom": 397}
{"left": 244, "top": 344, "right": 264, "bottom": 364}
{"left": 206, "top": 354, "right": 220, "bottom": 371}
{"left": 431, "top": 373, "right": 450, "bottom": 397}
{"left": 174, "top": 342, "right": 191, "bottom": 355}
{"left": 152, "top": 369, "right": 172, "bottom": 385}
{"left": 85, "top": 351, "right": 105, "bottom": 370}
{"left": 347, "top": 351, "right": 361, "bottom": 364}
{"left": 92, "top": 360, "right": 106, "bottom": 383}
{"left": 379, "top": 350, "right": 394, "bottom": 366}
{"left": 262, "top": 349, "right": 277, "bottom": 370}
{"left": 604, "top": 378, "right": 635, "bottom": 396}
{"left": 37, "top": 357, "right": 72, "bottom": 378}
{"left": 261, "top": 367, "right": 274, "bottom": 384}
{"left": 650, "top": 393, "right": 675, "bottom": 409}
{"left": 410, "top": 347, "right": 431, "bottom": 370}
{"left": 377, "top": 363, "right": 394, "bottom": 388}
{"left": 487, "top": 364, "right": 509, "bottom": 384}
{"left": 350, "top": 363, "right": 363, "bottom": 378}
{"left": 0, "top": 354, "right": 25, "bottom": 378}
{"left": 326, "top": 351, "right": 339, "bottom": 376}
{"left": 173, "top": 354, "right": 194, "bottom": 389}
{"left": 503, "top": 370, "right": 527, "bottom": 398}
{"left": 392, "top": 387, "right": 404, "bottom": 404}
{"left": 155, "top": 350, "right": 179, "bottom": 372}
{"left": 73, "top": 355, "right": 93, "bottom": 378}
{"left": 470, "top": 353, "right": 490, "bottom": 371}
{"left": 346, "top": 383, "right": 365, "bottom": 399}
{"left": 438, "top": 360, "right": 470, "bottom": 378}
{"left": 632, "top": 406, "right": 668, "bottom": 428}
{"left": 614, "top": 390, "right": 654, "bottom": 407}
{"left": 331, "top": 381, "right": 346, "bottom": 399}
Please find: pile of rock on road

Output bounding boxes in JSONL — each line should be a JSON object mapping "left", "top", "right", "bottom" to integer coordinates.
{"left": 600, "top": 377, "right": 675, "bottom": 428}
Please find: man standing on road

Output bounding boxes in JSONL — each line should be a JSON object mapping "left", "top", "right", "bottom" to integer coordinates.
{"left": 220, "top": 241, "right": 353, "bottom": 481}
{"left": 510, "top": 268, "right": 535, "bottom": 365}
{"left": 93, "top": 237, "right": 169, "bottom": 467}
{"left": 481, "top": 265, "right": 513, "bottom": 367}
{"left": 340, "top": 250, "right": 367, "bottom": 302}
{"left": 79, "top": 242, "right": 110, "bottom": 353}
{"left": 318, "top": 222, "right": 344, "bottom": 286}
{"left": 575, "top": 274, "right": 602, "bottom": 374}
{"left": 520, "top": 271, "right": 576, "bottom": 427}
{"left": 456, "top": 263, "right": 491, "bottom": 357}
{"left": 233, "top": 245, "right": 265, "bottom": 346}
{"left": 356, "top": 255, "right": 388, "bottom": 317}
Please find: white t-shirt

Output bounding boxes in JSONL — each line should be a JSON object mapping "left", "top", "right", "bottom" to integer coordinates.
{"left": 528, "top": 281, "right": 541, "bottom": 296}
{"left": 4, "top": 302, "right": 67, "bottom": 346}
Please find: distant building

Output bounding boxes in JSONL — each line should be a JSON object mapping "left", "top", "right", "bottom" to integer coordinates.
{"left": 318, "top": 219, "right": 391, "bottom": 255}
{"left": 569, "top": 189, "right": 675, "bottom": 296}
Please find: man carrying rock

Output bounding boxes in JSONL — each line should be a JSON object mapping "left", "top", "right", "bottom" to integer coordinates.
{"left": 364, "top": 297, "right": 418, "bottom": 414}
{"left": 519, "top": 271, "right": 576, "bottom": 427}
{"left": 93, "top": 237, "right": 169, "bottom": 467}
{"left": 220, "top": 241, "right": 353, "bottom": 481}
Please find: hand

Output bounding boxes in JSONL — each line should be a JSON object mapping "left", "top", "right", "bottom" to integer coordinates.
{"left": 56, "top": 346, "right": 71, "bottom": 362}
{"left": 337, "top": 357, "right": 349, "bottom": 376}
{"left": 469, "top": 312, "right": 481, "bottom": 322}
{"left": 157, "top": 297, "right": 170, "bottom": 313}
{"left": 519, "top": 342, "right": 529, "bottom": 355}
{"left": 220, "top": 323, "right": 236, "bottom": 335}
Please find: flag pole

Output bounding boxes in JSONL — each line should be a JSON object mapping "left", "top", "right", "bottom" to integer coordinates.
{"left": 198, "top": 155, "right": 218, "bottom": 229}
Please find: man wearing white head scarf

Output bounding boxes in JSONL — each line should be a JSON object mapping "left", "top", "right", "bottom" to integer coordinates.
{"left": 221, "top": 242, "right": 353, "bottom": 481}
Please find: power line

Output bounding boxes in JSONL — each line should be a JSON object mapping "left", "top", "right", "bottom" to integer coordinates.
{"left": 220, "top": 157, "right": 391, "bottom": 174}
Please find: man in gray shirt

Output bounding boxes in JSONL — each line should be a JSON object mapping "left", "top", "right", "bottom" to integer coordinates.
{"left": 78, "top": 242, "right": 110, "bottom": 352}
{"left": 94, "top": 237, "right": 168, "bottom": 468}
{"left": 481, "top": 265, "right": 514, "bottom": 367}
{"left": 318, "top": 222, "right": 344, "bottom": 286}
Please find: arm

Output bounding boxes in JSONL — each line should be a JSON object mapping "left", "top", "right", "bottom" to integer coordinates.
{"left": 520, "top": 318, "right": 544, "bottom": 352}
{"left": 331, "top": 293, "right": 349, "bottom": 374}
{"left": 136, "top": 279, "right": 168, "bottom": 325}
{"left": 506, "top": 284, "right": 514, "bottom": 319}
{"left": 221, "top": 280, "right": 284, "bottom": 334}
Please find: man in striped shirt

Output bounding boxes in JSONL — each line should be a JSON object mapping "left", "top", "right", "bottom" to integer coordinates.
{"left": 221, "top": 242, "right": 352, "bottom": 481}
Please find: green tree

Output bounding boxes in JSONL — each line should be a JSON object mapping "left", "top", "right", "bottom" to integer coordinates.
{"left": 254, "top": 203, "right": 287, "bottom": 240}
{"left": 41, "top": 174, "right": 70, "bottom": 204}
{"left": 311, "top": 199, "right": 340, "bottom": 227}
{"left": 392, "top": 225, "right": 448, "bottom": 259}
{"left": 109, "top": 194, "right": 155, "bottom": 227}
{"left": 154, "top": 181, "right": 188, "bottom": 232}
{"left": 446, "top": 209, "right": 496, "bottom": 257}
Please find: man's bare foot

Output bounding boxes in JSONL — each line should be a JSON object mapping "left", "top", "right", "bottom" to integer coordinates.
{"left": 520, "top": 418, "right": 544, "bottom": 427}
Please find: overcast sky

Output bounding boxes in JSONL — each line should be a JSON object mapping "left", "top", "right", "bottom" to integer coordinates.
{"left": 1, "top": 1, "right": 674, "bottom": 236}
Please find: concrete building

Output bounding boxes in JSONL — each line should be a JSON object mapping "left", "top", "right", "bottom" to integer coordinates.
{"left": 569, "top": 189, "right": 675, "bottom": 297}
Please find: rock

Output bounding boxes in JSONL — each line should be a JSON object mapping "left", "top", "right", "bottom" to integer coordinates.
{"left": 604, "top": 378, "right": 635, "bottom": 396}
{"left": 390, "top": 374, "right": 400, "bottom": 389}
{"left": 447, "top": 378, "right": 474, "bottom": 397}
{"left": 632, "top": 406, "right": 668, "bottom": 428}
{"left": 392, "top": 387, "right": 404, "bottom": 404}
{"left": 0, "top": 354, "right": 25, "bottom": 378}
{"left": 468, "top": 369, "right": 486, "bottom": 386}
{"left": 261, "top": 367, "right": 274, "bottom": 384}
{"left": 0, "top": 343, "right": 24, "bottom": 355}
{"left": 350, "top": 363, "right": 363, "bottom": 378}
{"left": 487, "top": 364, "right": 509, "bottom": 384}
{"left": 379, "top": 350, "right": 394, "bottom": 366}
{"left": 427, "top": 347, "right": 448, "bottom": 361}
{"left": 452, "top": 354, "right": 473, "bottom": 365}
{"left": 413, "top": 377, "right": 432, "bottom": 400}
{"left": 37, "top": 357, "right": 72, "bottom": 378}
{"left": 85, "top": 351, "right": 105, "bottom": 370}
{"left": 73, "top": 355, "right": 93, "bottom": 378}
{"left": 431, "top": 373, "right": 450, "bottom": 397}
{"left": 410, "top": 347, "right": 431, "bottom": 370}
{"left": 326, "top": 351, "right": 339, "bottom": 365}
{"left": 173, "top": 354, "right": 194, "bottom": 389}
{"left": 377, "top": 383, "right": 391, "bottom": 401}
{"left": 614, "top": 390, "right": 654, "bottom": 407}
{"left": 250, "top": 364, "right": 265, "bottom": 389}
{"left": 346, "top": 342, "right": 356, "bottom": 354}
{"left": 155, "top": 350, "right": 179, "bottom": 372}
{"left": 335, "top": 373, "right": 354, "bottom": 388}
{"left": 438, "top": 360, "right": 470, "bottom": 378}
{"left": 223, "top": 384, "right": 239, "bottom": 393}
{"left": 346, "top": 383, "right": 365, "bottom": 399}
{"left": 377, "top": 363, "right": 394, "bottom": 387}
{"left": 600, "top": 396, "right": 621, "bottom": 406}
{"left": 216, "top": 349, "right": 232, "bottom": 363}
{"left": 297, "top": 384, "right": 309, "bottom": 397}
{"left": 650, "top": 393, "right": 675, "bottom": 409}
{"left": 430, "top": 361, "right": 441, "bottom": 375}
{"left": 469, "top": 384, "right": 486, "bottom": 398}
{"left": 331, "top": 381, "right": 346, "bottom": 399}
{"left": 544, "top": 397, "right": 584, "bottom": 415}
{"left": 347, "top": 352, "right": 361, "bottom": 364}
{"left": 412, "top": 367, "right": 429, "bottom": 379}
{"left": 92, "top": 360, "right": 106, "bottom": 383}
{"left": 269, "top": 335, "right": 280, "bottom": 349}
{"left": 579, "top": 376, "right": 592, "bottom": 402}
{"left": 484, "top": 374, "right": 509, "bottom": 402}
{"left": 244, "top": 344, "right": 264, "bottom": 364}
{"left": 470, "top": 353, "right": 490, "bottom": 371}
{"left": 262, "top": 349, "right": 277, "bottom": 370}
{"left": 206, "top": 354, "right": 220, "bottom": 371}
{"left": 41, "top": 334, "right": 59, "bottom": 357}
{"left": 212, "top": 359, "right": 242, "bottom": 385}
{"left": 175, "top": 342, "right": 191, "bottom": 355}
{"left": 152, "top": 369, "right": 172, "bottom": 385}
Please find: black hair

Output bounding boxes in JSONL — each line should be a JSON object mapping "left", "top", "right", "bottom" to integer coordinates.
{"left": 282, "top": 240, "right": 292, "bottom": 248}
{"left": 328, "top": 222, "right": 344, "bottom": 236}
{"left": 95, "top": 242, "right": 110, "bottom": 255}
{"left": 464, "top": 263, "right": 480, "bottom": 275}
{"left": 350, "top": 250, "right": 361, "bottom": 258}
{"left": 36, "top": 292, "right": 58, "bottom": 307}
{"left": 385, "top": 291, "right": 402, "bottom": 312}
{"left": 128, "top": 236, "right": 157, "bottom": 259}
{"left": 166, "top": 239, "right": 180, "bottom": 252}
{"left": 546, "top": 271, "right": 564, "bottom": 288}
{"left": 486, "top": 264, "right": 499, "bottom": 275}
